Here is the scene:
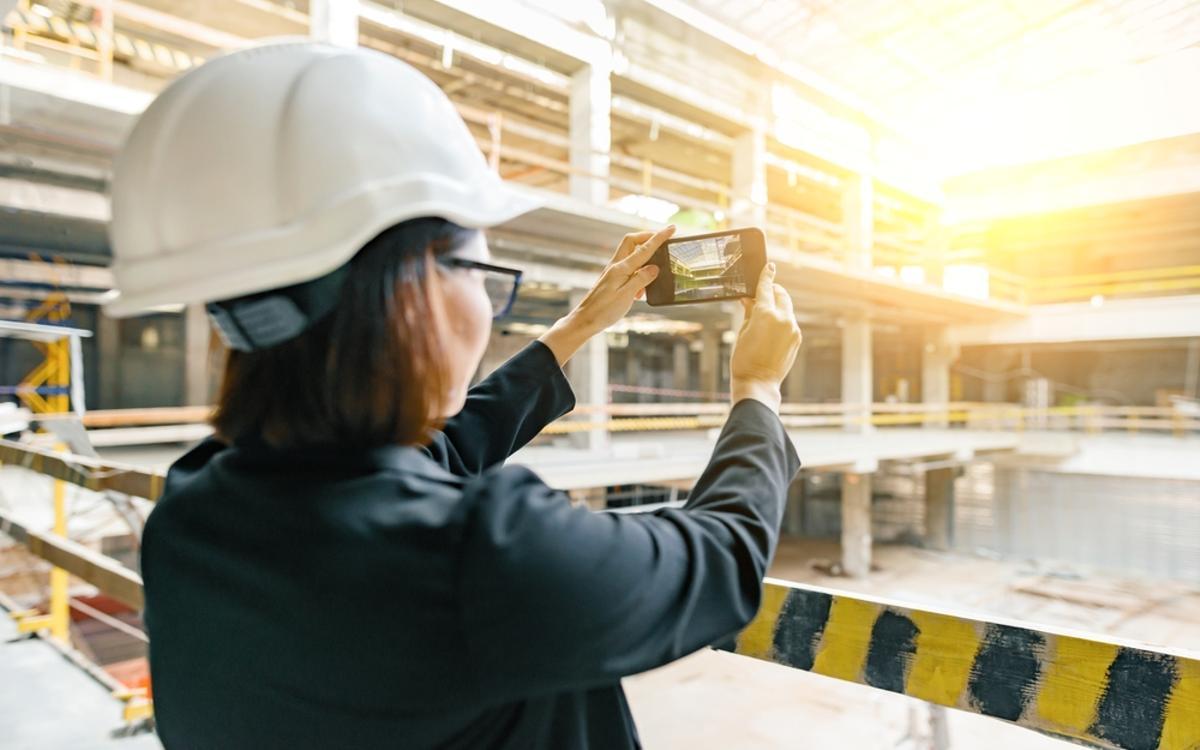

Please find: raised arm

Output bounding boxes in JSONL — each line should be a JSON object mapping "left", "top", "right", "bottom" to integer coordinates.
{"left": 457, "top": 256, "right": 803, "bottom": 698}
{"left": 422, "top": 339, "right": 575, "bottom": 475}
{"left": 422, "top": 226, "right": 677, "bottom": 476}
{"left": 456, "top": 397, "right": 801, "bottom": 699}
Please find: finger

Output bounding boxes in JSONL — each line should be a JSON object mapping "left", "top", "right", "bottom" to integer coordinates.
{"left": 611, "top": 231, "right": 656, "bottom": 264}
{"left": 635, "top": 288, "right": 645, "bottom": 300}
{"left": 740, "top": 296, "right": 754, "bottom": 317}
{"left": 620, "top": 224, "right": 675, "bottom": 271}
{"left": 755, "top": 262, "right": 777, "bottom": 311}
{"left": 773, "top": 283, "right": 793, "bottom": 318}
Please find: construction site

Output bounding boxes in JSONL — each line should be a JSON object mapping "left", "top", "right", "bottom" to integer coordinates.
{"left": 0, "top": 0, "right": 1198, "bottom": 748}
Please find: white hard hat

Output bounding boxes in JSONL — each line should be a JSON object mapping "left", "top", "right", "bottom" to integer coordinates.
{"left": 106, "top": 39, "right": 541, "bottom": 318}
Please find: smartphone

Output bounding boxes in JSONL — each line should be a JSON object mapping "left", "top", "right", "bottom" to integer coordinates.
{"left": 643, "top": 227, "right": 767, "bottom": 306}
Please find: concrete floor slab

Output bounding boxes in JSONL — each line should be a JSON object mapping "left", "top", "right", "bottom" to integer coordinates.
{"left": 0, "top": 616, "right": 160, "bottom": 749}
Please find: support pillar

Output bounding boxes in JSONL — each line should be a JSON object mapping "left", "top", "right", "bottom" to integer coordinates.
{"left": 982, "top": 349, "right": 1010, "bottom": 403}
{"left": 569, "top": 61, "right": 611, "bottom": 205}
{"left": 309, "top": 0, "right": 359, "bottom": 47}
{"left": 183, "top": 303, "right": 210, "bottom": 407}
{"left": 924, "top": 466, "right": 955, "bottom": 551}
{"left": 731, "top": 125, "right": 767, "bottom": 227}
{"left": 842, "top": 317, "right": 872, "bottom": 432}
{"left": 841, "top": 472, "right": 872, "bottom": 578}
{"left": 785, "top": 344, "right": 806, "bottom": 402}
{"left": 672, "top": 340, "right": 690, "bottom": 391}
{"left": 568, "top": 290, "right": 609, "bottom": 452}
{"left": 1184, "top": 337, "right": 1199, "bottom": 399}
{"left": 699, "top": 328, "right": 721, "bottom": 399}
{"left": 842, "top": 173, "right": 874, "bottom": 270}
{"left": 921, "top": 326, "right": 956, "bottom": 428}
{"left": 783, "top": 476, "right": 805, "bottom": 536}
{"left": 97, "top": 311, "right": 120, "bottom": 409}
{"left": 624, "top": 341, "right": 641, "bottom": 402}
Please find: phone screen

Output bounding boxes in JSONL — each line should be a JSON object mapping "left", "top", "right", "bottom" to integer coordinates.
{"left": 666, "top": 234, "right": 749, "bottom": 302}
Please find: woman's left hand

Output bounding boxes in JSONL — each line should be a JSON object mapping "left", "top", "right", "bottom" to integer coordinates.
{"left": 537, "top": 225, "right": 675, "bottom": 366}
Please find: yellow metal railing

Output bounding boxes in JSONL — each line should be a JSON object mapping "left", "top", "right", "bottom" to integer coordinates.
{"left": 53, "top": 401, "right": 1200, "bottom": 445}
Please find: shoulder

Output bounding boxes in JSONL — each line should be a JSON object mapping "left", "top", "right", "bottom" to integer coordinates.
{"left": 459, "top": 463, "right": 568, "bottom": 531}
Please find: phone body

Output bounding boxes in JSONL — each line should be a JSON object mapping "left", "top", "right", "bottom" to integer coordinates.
{"left": 643, "top": 227, "right": 767, "bottom": 307}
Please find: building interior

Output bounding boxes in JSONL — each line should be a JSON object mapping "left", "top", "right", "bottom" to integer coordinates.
{"left": 0, "top": 1, "right": 1198, "bottom": 747}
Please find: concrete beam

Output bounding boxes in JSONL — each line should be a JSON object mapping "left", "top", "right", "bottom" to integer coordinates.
{"left": 0, "top": 62, "right": 151, "bottom": 119}
{"left": 404, "top": 0, "right": 608, "bottom": 71}
{"left": 0, "top": 259, "right": 113, "bottom": 290}
{"left": 950, "top": 295, "right": 1200, "bottom": 346}
{"left": 945, "top": 132, "right": 1200, "bottom": 222}
{"left": 0, "top": 178, "right": 108, "bottom": 221}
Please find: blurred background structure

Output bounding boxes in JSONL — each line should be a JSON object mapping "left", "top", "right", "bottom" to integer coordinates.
{"left": 0, "top": 1, "right": 1198, "bottom": 748}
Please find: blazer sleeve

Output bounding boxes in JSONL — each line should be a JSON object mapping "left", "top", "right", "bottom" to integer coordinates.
{"left": 456, "top": 397, "right": 801, "bottom": 700}
{"left": 421, "top": 339, "right": 576, "bottom": 476}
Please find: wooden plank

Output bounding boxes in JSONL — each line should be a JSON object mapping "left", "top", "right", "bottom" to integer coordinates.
{"left": 0, "top": 510, "right": 143, "bottom": 610}
{"left": 727, "top": 580, "right": 1200, "bottom": 750}
{"left": 0, "top": 439, "right": 164, "bottom": 500}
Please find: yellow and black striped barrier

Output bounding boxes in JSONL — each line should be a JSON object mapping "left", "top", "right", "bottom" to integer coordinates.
{"left": 729, "top": 580, "right": 1199, "bottom": 750}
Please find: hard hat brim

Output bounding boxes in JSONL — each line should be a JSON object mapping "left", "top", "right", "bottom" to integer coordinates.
{"left": 105, "top": 178, "right": 544, "bottom": 318}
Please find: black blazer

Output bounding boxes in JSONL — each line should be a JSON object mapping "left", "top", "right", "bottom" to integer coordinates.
{"left": 142, "top": 339, "right": 801, "bottom": 749}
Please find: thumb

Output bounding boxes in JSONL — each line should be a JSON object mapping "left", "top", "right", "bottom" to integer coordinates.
{"left": 755, "top": 262, "right": 776, "bottom": 310}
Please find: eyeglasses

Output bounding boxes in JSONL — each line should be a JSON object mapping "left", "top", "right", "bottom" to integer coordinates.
{"left": 435, "top": 256, "right": 523, "bottom": 319}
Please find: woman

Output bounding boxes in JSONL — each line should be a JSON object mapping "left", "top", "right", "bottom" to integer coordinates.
{"left": 108, "top": 41, "right": 802, "bottom": 749}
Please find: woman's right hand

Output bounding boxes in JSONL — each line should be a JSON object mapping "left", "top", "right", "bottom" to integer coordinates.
{"left": 729, "top": 262, "right": 803, "bottom": 413}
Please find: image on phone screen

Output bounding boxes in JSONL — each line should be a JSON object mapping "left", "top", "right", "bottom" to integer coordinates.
{"left": 667, "top": 234, "right": 748, "bottom": 301}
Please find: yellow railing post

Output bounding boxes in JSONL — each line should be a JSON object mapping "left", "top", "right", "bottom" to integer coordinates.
{"left": 48, "top": 453, "right": 70, "bottom": 645}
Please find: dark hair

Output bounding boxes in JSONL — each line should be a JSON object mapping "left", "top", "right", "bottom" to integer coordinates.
{"left": 211, "top": 218, "right": 478, "bottom": 450}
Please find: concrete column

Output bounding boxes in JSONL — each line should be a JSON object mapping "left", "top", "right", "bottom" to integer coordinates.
{"left": 569, "top": 61, "right": 611, "bottom": 205}
{"left": 841, "top": 472, "right": 872, "bottom": 578}
{"left": 785, "top": 344, "right": 806, "bottom": 402}
{"left": 699, "top": 328, "right": 721, "bottom": 399}
{"left": 624, "top": 342, "right": 641, "bottom": 402}
{"left": 183, "top": 304, "right": 211, "bottom": 406}
{"left": 728, "top": 300, "right": 745, "bottom": 337}
{"left": 310, "top": 0, "right": 359, "bottom": 47}
{"left": 842, "top": 172, "right": 874, "bottom": 270}
{"left": 731, "top": 125, "right": 767, "bottom": 227}
{"left": 672, "top": 340, "right": 690, "bottom": 391}
{"left": 982, "top": 349, "right": 1009, "bottom": 403}
{"left": 924, "top": 467, "right": 955, "bottom": 551}
{"left": 567, "top": 290, "right": 609, "bottom": 452}
{"left": 842, "top": 317, "right": 872, "bottom": 432}
{"left": 922, "top": 326, "right": 956, "bottom": 428}
{"left": 1184, "top": 337, "right": 1199, "bottom": 399}
{"left": 97, "top": 311, "right": 120, "bottom": 409}
{"left": 783, "top": 476, "right": 805, "bottom": 536}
